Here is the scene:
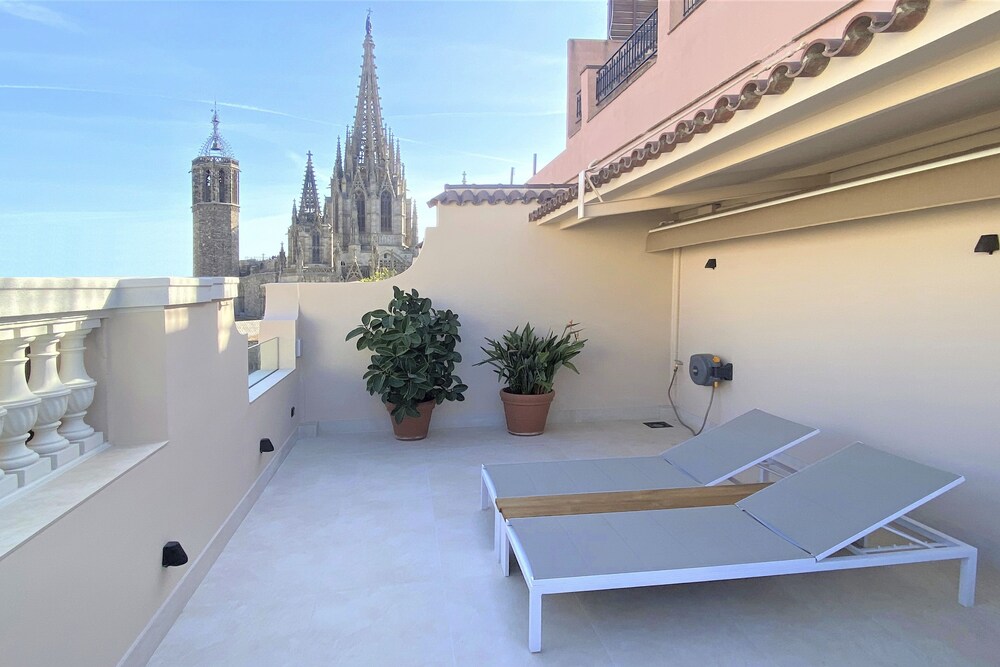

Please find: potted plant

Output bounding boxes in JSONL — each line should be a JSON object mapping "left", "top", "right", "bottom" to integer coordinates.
{"left": 346, "top": 287, "right": 467, "bottom": 440}
{"left": 475, "top": 322, "right": 586, "bottom": 436}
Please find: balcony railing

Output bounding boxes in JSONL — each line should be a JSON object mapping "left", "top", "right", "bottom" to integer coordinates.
{"left": 575, "top": 90, "right": 582, "bottom": 121}
{"left": 248, "top": 337, "right": 279, "bottom": 388}
{"left": 683, "top": 0, "right": 705, "bottom": 17}
{"left": 596, "top": 9, "right": 657, "bottom": 104}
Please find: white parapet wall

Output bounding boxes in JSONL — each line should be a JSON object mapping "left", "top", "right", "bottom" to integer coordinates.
{"left": 265, "top": 198, "right": 675, "bottom": 434}
{"left": 0, "top": 277, "right": 301, "bottom": 667}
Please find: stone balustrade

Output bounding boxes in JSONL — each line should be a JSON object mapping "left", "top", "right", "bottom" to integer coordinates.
{"left": 0, "top": 276, "right": 241, "bottom": 502}
{"left": 0, "top": 318, "right": 103, "bottom": 498}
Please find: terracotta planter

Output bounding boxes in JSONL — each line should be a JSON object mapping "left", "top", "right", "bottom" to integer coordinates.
{"left": 385, "top": 399, "right": 435, "bottom": 441}
{"left": 500, "top": 389, "right": 555, "bottom": 436}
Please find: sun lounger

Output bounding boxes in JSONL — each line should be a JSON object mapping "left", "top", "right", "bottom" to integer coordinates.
{"left": 481, "top": 409, "right": 819, "bottom": 564}
{"left": 504, "top": 443, "right": 977, "bottom": 652}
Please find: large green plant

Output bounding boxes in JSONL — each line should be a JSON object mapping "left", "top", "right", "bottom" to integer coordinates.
{"left": 347, "top": 287, "right": 467, "bottom": 423}
{"left": 475, "top": 322, "right": 586, "bottom": 395}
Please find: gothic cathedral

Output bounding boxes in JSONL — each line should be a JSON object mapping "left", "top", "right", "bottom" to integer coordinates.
{"left": 192, "top": 16, "right": 417, "bottom": 318}
{"left": 287, "top": 16, "right": 418, "bottom": 280}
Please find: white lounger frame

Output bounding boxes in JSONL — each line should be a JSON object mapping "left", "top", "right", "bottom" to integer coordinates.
{"left": 480, "top": 410, "right": 819, "bottom": 568}
{"left": 506, "top": 515, "right": 977, "bottom": 653}
{"left": 481, "top": 460, "right": 784, "bottom": 576}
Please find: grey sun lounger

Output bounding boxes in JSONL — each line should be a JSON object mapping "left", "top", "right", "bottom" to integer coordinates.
{"left": 504, "top": 443, "right": 977, "bottom": 652}
{"left": 481, "top": 409, "right": 819, "bottom": 562}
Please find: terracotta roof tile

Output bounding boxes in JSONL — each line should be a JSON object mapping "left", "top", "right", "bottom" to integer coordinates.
{"left": 427, "top": 185, "right": 573, "bottom": 208}
{"left": 528, "top": 0, "right": 930, "bottom": 222}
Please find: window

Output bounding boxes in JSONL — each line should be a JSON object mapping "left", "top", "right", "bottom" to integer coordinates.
{"left": 233, "top": 172, "right": 239, "bottom": 204}
{"left": 356, "top": 194, "right": 366, "bottom": 235}
{"left": 218, "top": 169, "right": 228, "bottom": 203}
{"left": 380, "top": 191, "right": 392, "bottom": 232}
{"left": 202, "top": 169, "right": 212, "bottom": 202}
{"left": 311, "top": 232, "right": 320, "bottom": 264}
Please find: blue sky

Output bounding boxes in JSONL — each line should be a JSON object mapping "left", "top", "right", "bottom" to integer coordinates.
{"left": 0, "top": 1, "right": 604, "bottom": 277}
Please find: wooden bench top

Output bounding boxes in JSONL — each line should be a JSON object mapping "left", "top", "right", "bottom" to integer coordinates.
{"left": 496, "top": 483, "right": 772, "bottom": 520}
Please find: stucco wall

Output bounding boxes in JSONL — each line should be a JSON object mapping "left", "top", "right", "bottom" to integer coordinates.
{"left": 671, "top": 199, "right": 1000, "bottom": 564}
{"left": 0, "top": 299, "right": 299, "bottom": 667}
{"left": 268, "top": 201, "right": 673, "bottom": 432}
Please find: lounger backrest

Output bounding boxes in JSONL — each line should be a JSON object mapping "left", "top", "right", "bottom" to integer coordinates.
{"left": 737, "top": 443, "right": 963, "bottom": 561}
{"left": 662, "top": 409, "right": 819, "bottom": 485}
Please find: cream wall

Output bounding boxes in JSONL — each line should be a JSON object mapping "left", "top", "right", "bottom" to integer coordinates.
{"left": 672, "top": 199, "right": 1000, "bottom": 564}
{"left": 268, "top": 201, "right": 673, "bottom": 432}
{"left": 0, "top": 298, "right": 300, "bottom": 667}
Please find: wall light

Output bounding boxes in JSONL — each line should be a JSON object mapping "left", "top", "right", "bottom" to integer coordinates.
{"left": 162, "top": 541, "right": 188, "bottom": 568}
{"left": 705, "top": 258, "right": 717, "bottom": 269}
{"left": 260, "top": 438, "right": 274, "bottom": 453}
{"left": 974, "top": 234, "right": 998, "bottom": 255}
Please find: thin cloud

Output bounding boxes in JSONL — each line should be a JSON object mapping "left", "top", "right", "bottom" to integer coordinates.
{"left": 0, "top": 2, "right": 81, "bottom": 32}
{"left": 0, "top": 84, "right": 338, "bottom": 126}
{"left": 387, "top": 110, "right": 561, "bottom": 120}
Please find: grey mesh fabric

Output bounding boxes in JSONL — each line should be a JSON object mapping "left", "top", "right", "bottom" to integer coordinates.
{"left": 662, "top": 409, "right": 818, "bottom": 485}
{"left": 737, "top": 443, "right": 963, "bottom": 560}
{"left": 508, "top": 506, "right": 812, "bottom": 581}
{"left": 484, "top": 457, "right": 698, "bottom": 499}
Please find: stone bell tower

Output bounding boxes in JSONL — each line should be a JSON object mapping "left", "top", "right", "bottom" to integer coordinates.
{"left": 192, "top": 107, "right": 240, "bottom": 277}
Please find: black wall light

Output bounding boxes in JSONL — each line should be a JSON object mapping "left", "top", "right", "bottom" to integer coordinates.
{"left": 162, "top": 541, "right": 188, "bottom": 568}
{"left": 974, "top": 234, "right": 999, "bottom": 255}
{"left": 260, "top": 438, "right": 274, "bottom": 453}
{"left": 705, "top": 258, "right": 717, "bottom": 269}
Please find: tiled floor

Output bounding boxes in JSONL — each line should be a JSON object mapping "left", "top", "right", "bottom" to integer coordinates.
{"left": 149, "top": 421, "right": 999, "bottom": 666}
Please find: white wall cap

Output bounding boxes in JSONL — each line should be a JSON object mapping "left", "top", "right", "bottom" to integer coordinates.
{"left": 0, "top": 277, "right": 241, "bottom": 323}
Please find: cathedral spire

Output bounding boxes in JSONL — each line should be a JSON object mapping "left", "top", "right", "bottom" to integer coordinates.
{"left": 334, "top": 137, "right": 344, "bottom": 181}
{"left": 299, "top": 151, "right": 320, "bottom": 215}
{"left": 350, "top": 15, "right": 388, "bottom": 180}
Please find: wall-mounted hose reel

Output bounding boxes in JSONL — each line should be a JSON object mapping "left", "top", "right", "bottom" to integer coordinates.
{"left": 689, "top": 354, "right": 734, "bottom": 387}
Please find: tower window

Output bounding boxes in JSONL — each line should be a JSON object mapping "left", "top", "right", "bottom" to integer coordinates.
{"left": 233, "top": 172, "right": 239, "bottom": 204}
{"left": 380, "top": 191, "right": 392, "bottom": 233}
{"left": 356, "top": 194, "right": 366, "bottom": 235}
{"left": 218, "top": 169, "right": 228, "bottom": 203}
{"left": 312, "top": 231, "right": 320, "bottom": 264}
{"left": 202, "top": 169, "right": 212, "bottom": 202}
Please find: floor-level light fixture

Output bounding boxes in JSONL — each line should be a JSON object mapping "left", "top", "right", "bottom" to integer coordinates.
{"left": 705, "top": 258, "right": 717, "bottom": 269}
{"left": 260, "top": 438, "right": 274, "bottom": 453}
{"left": 162, "top": 541, "right": 188, "bottom": 568}
{"left": 974, "top": 234, "right": 998, "bottom": 255}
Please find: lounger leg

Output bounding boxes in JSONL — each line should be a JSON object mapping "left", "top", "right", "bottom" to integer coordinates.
{"left": 528, "top": 589, "right": 542, "bottom": 653}
{"left": 494, "top": 507, "right": 503, "bottom": 560}
{"left": 500, "top": 528, "right": 510, "bottom": 576}
{"left": 959, "top": 552, "right": 977, "bottom": 607}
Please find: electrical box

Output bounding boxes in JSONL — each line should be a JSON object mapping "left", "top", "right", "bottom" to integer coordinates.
{"left": 689, "top": 354, "right": 734, "bottom": 386}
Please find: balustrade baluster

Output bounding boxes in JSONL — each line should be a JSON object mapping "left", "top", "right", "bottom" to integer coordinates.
{"left": 58, "top": 324, "right": 100, "bottom": 454}
{"left": 27, "top": 330, "right": 76, "bottom": 467}
{"left": 0, "top": 333, "right": 51, "bottom": 485}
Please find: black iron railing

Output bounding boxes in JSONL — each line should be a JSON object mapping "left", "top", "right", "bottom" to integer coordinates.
{"left": 575, "top": 90, "right": 582, "bottom": 121}
{"left": 683, "top": 0, "right": 705, "bottom": 17}
{"left": 596, "top": 9, "right": 657, "bottom": 104}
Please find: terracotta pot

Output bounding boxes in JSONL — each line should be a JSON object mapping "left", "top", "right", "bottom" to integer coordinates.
{"left": 499, "top": 389, "right": 555, "bottom": 436}
{"left": 385, "top": 399, "right": 435, "bottom": 441}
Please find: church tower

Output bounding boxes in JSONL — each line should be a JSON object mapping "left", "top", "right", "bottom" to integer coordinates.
{"left": 192, "top": 107, "right": 240, "bottom": 277}
{"left": 327, "top": 15, "right": 418, "bottom": 279}
{"left": 287, "top": 151, "right": 333, "bottom": 269}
